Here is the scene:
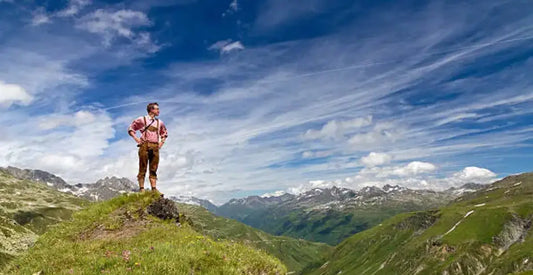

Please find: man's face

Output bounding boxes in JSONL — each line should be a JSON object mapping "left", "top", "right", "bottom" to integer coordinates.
{"left": 152, "top": 105, "right": 160, "bottom": 116}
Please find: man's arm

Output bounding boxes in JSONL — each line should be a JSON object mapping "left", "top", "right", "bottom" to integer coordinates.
{"left": 128, "top": 117, "right": 143, "bottom": 144}
{"left": 129, "top": 130, "right": 142, "bottom": 144}
{"left": 158, "top": 121, "right": 168, "bottom": 149}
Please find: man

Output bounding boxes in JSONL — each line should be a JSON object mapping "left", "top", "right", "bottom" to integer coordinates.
{"left": 128, "top": 102, "right": 168, "bottom": 193}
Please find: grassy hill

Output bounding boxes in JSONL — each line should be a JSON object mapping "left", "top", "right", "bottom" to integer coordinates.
{"left": 0, "top": 171, "right": 89, "bottom": 268}
{"left": 179, "top": 203, "right": 332, "bottom": 274}
{"left": 310, "top": 172, "right": 533, "bottom": 275}
{"left": 4, "top": 192, "right": 286, "bottom": 274}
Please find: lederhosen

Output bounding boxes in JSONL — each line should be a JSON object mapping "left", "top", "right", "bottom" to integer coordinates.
{"left": 137, "top": 116, "right": 160, "bottom": 181}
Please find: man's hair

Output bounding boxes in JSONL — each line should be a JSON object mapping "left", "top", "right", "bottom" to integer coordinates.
{"left": 147, "top": 102, "right": 159, "bottom": 114}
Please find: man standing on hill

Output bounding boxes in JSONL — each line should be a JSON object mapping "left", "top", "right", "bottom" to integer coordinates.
{"left": 128, "top": 102, "right": 168, "bottom": 193}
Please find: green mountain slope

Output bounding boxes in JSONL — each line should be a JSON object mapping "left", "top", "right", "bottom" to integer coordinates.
{"left": 310, "top": 172, "right": 533, "bottom": 275}
{"left": 4, "top": 192, "right": 286, "bottom": 274}
{"left": 179, "top": 203, "right": 333, "bottom": 274}
{"left": 0, "top": 171, "right": 89, "bottom": 267}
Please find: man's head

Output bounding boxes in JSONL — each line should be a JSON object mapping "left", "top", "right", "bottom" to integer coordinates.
{"left": 147, "top": 102, "right": 160, "bottom": 116}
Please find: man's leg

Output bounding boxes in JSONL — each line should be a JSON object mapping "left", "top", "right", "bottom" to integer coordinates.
{"left": 148, "top": 144, "right": 160, "bottom": 192}
{"left": 137, "top": 143, "right": 148, "bottom": 192}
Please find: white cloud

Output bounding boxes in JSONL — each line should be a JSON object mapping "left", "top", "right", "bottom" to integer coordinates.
{"left": 393, "top": 161, "right": 436, "bottom": 177}
{"left": 77, "top": 9, "right": 159, "bottom": 51}
{"left": 0, "top": 49, "right": 88, "bottom": 100}
{"left": 435, "top": 113, "right": 479, "bottom": 126}
{"left": 229, "top": 0, "right": 238, "bottom": 11}
{"left": 0, "top": 81, "right": 33, "bottom": 107}
{"left": 450, "top": 166, "right": 497, "bottom": 184}
{"left": 304, "top": 116, "right": 372, "bottom": 140}
{"left": 348, "top": 122, "right": 401, "bottom": 150}
{"left": 57, "top": 0, "right": 91, "bottom": 17}
{"left": 302, "top": 150, "right": 332, "bottom": 159}
{"left": 255, "top": 0, "right": 327, "bottom": 30}
{"left": 261, "top": 190, "right": 285, "bottom": 198}
{"left": 208, "top": 40, "right": 245, "bottom": 54}
{"left": 31, "top": 8, "right": 51, "bottom": 26}
{"left": 0, "top": 110, "right": 115, "bottom": 181}
{"left": 38, "top": 110, "right": 96, "bottom": 130}
{"left": 356, "top": 161, "right": 436, "bottom": 179}
{"left": 222, "top": 0, "right": 239, "bottom": 17}
{"left": 360, "top": 152, "right": 391, "bottom": 167}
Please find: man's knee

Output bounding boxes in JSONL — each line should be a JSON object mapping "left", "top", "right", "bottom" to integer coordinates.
{"left": 149, "top": 170, "right": 157, "bottom": 180}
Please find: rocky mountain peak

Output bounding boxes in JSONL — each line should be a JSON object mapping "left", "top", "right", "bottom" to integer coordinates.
{"left": 94, "top": 176, "right": 137, "bottom": 190}
{"left": 168, "top": 195, "right": 218, "bottom": 212}
{"left": 0, "top": 166, "right": 70, "bottom": 189}
{"left": 382, "top": 184, "right": 406, "bottom": 193}
{"left": 358, "top": 186, "right": 386, "bottom": 197}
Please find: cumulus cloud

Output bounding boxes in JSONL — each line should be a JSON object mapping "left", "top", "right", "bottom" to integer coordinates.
{"left": 208, "top": 40, "right": 245, "bottom": 54}
{"left": 0, "top": 81, "right": 33, "bottom": 107}
{"left": 450, "top": 166, "right": 497, "bottom": 184}
{"left": 261, "top": 190, "right": 285, "bottom": 198}
{"left": 393, "top": 161, "right": 436, "bottom": 176}
{"left": 288, "top": 179, "right": 338, "bottom": 194}
{"left": 360, "top": 152, "right": 392, "bottom": 167}
{"left": 357, "top": 161, "right": 436, "bottom": 179}
{"left": 304, "top": 116, "right": 372, "bottom": 140}
{"left": 77, "top": 9, "right": 159, "bottom": 51}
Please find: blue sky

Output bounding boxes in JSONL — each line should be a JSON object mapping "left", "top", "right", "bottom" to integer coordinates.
{"left": 0, "top": 0, "right": 532, "bottom": 204}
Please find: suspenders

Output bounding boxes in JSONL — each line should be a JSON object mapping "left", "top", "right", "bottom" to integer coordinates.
{"left": 141, "top": 116, "right": 160, "bottom": 142}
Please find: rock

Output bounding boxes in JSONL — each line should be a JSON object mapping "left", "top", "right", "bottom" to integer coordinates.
{"left": 147, "top": 197, "right": 180, "bottom": 223}
{"left": 493, "top": 214, "right": 532, "bottom": 255}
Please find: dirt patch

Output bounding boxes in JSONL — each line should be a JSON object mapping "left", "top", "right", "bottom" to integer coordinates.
{"left": 80, "top": 219, "right": 151, "bottom": 241}
{"left": 78, "top": 207, "right": 150, "bottom": 241}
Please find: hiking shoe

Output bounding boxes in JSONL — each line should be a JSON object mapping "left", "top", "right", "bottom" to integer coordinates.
{"left": 139, "top": 187, "right": 145, "bottom": 193}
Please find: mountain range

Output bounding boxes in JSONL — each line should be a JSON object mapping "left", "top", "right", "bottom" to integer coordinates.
{"left": 213, "top": 183, "right": 486, "bottom": 245}
{"left": 0, "top": 166, "right": 138, "bottom": 201}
